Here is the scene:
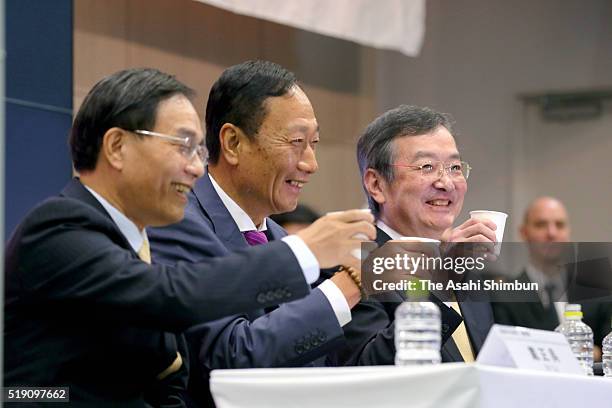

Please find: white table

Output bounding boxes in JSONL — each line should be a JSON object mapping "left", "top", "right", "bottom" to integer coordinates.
{"left": 210, "top": 363, "right": 612, "bottom": 408}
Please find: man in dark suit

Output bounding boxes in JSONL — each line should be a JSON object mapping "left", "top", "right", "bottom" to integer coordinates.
{"left": 492, "top": 196, "right": 612, "bottom": 361}
{"left": 330, "top": 105, "right": 497, "bottom": 366}
{"left": 149, "top": 60, "right": 375, "bottom": 406}
{"left": 4, "top": 68, "right": 372, "bottom": 406}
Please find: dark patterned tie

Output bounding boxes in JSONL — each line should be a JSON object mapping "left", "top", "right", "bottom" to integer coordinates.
{"left": 243, "top": 230, "right": 268, "bottom": 246}
{"left": 545, "top": 283, "right": 557, "bottom": 307}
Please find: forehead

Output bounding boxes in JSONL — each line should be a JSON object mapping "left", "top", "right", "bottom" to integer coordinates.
{"left": 527, "top": 200, "right": 568, "bottom": 223}
{"left": 392, "top": 126, "right": 459, "bottom": 160}
{"left": 153, "top": 94, "right": 203, "bottom": 140}
{"left": 259, "top": 87, "right": 318, "bottom": 134}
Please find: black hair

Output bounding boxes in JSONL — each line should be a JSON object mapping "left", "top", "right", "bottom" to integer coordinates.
{"left": 205, "top": 60, "right": 298, "bottom": 164}
{"left": 70, "top": 68, "right": 194, "bottom": 171}
{"left": 356, "top": 105, "right": 454, "bottom": 216}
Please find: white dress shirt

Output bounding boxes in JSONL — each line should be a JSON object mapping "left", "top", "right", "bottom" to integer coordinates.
{"left": 376, "top": 219, "right": 403, "bottom": 241}
{"left": 209, "top": 174, "right": 351, "bottom": 326}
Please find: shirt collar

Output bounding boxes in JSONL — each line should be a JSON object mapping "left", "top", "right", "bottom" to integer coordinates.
{"left": 208, "top": 174, "right": 267, "bottom": 232}
{"left": 376, "top": 219, "right": 403, "bottom": 240}
{"left": 84, "top": 185, "right": 146, "bottom": 253}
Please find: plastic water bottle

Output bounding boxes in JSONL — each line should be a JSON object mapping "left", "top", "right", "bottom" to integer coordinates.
{"left": 602, "top": 318, "right": 612, "bottom": 377}
{"left": 394, "top": 301, "right": 441, "bottom": 365}
{"left": 555, "top": 304, "right": 594, "bottom": 376}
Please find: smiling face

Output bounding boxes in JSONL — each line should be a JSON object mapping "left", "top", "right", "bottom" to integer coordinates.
{"left": 233, "top": 86, "right": 319, "bottom": 223}
{"left": 120, "top": 94, "right": 205, "bottom": 228}
{"left": 376, "top": 126, "right": 466, "bottom": 239}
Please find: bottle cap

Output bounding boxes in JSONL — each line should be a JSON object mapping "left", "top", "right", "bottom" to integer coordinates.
{"left": 565, "top": 303, "right": 581, "bottom": 312}
{"left": 564, "top": 303, "right": 583, "bottom": 318}
{"left": 404, "top": 278, "right": 430, "bottom": 300}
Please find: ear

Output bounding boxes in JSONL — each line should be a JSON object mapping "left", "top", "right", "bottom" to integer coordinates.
{"left": 519, "top": 224, "right": 528, "bottom": 241}
{"left": 101, "top": 127, "right": 128, "bottom": 171}
{"left": 218, "top": 123, "right": 244, "bottom": 166}
{"left": 363, "top": 168, "right": 387, "bottom": 207}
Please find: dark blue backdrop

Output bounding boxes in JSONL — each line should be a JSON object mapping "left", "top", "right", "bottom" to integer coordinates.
{"left": 5, "top": 0, "right": 73, "bottom": 238}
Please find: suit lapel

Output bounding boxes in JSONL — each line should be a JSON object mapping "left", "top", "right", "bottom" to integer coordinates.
{"left": 192, "top": 171, "right": 288, "bottom": 319}
{"left": 192, "top": 171, "right": 248, "bottom": 250}
{"left": 454, "top": 295, "right": 490, "bottom": 355}
{"left": 375, "top": 226, "right": 391, "bottom": 247}
{"left": 266, "top": 219, "right": 288, "bottom": 241}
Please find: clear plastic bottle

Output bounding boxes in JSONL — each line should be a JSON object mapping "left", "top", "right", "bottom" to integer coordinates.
{"left": 555, "top": 304, "right": 594, "bottom": 376}
{"left": 394, "top": 301, "right": 441, "bottom": 366}
{"left": 602, "top": 318, "right": 612, "bottom": 377}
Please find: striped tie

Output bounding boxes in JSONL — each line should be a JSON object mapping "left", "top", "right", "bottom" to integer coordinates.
{"left": 138, "top": 236, "right": 151, "bottom": 264}
{"left": 243, "top": 230, "right": 268, "bottom": 246}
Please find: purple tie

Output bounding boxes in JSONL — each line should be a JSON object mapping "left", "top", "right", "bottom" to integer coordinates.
{"left": 243, "top": 230, "right": 268, "bottom": 246}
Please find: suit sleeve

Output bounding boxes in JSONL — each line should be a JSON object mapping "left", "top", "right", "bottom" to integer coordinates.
{"left": 8, "top": 198, "right": 310, "bottom": 333}
{"left": 148, "top": 197, "right": 345, "bottom": 369}
{"left": 189, "top": 288, "right": 344, "bottom": 369}
{"left": 327, "top": 297, "right": 396, "bottom": 366}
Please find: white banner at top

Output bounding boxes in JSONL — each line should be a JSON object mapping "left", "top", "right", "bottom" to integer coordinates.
{"left": 195, "top": 0, "right": 426, "bottom": 57}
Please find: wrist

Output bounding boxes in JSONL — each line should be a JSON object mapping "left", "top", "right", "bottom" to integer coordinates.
{"left": 333, "top": 267, "right": 363, "bottom": 307}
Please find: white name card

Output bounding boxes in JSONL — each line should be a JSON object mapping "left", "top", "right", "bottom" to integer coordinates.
{"left": 477, "top": 324, "right": 584, "bottom": 374}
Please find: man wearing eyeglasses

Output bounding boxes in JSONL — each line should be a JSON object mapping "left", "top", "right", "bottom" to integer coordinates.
{"left": 149, "top": 60, "right": 375, "bottom": 406}
{"left": 330, "top": 104, "right": 497, "bottom": 366}
{"left": 4, "top": 68, "right": 371, "bottom": 405}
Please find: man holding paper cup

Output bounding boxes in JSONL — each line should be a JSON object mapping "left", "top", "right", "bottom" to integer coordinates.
{"left": 331, "top": 105, "right": 498, "bottom": 366}
{"left": 148, "top": 60, "right": 375, "bottom": 405}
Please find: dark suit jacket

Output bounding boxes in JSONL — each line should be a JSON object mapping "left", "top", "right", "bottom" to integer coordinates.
{"left": 149, "top": 173, "right": 345, "bottom": 407}
{"left": 4, "top": 179, "right": 310, "bottom": 406}
{"left": 329, "top": 227, "right": 494, "bottom": 366}
{"left": 492, "top": 270, "right": 612, "bottom": 346}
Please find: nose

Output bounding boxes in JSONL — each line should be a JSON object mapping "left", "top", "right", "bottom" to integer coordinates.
{"left": 185, "top": 154, "right": 205, "bottom": 179}
{"left": 546, "top": 225, "right": 559, "bottom": 240}
{"left": 297, "top": 144, "right": 318, "bottom": 174}
{"left": 433, "top": 168, "right": 455, "bottom": 191}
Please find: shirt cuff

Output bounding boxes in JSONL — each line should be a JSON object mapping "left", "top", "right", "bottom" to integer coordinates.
{"left": 317, "top": 279, "right": 352, "bottom": 327}
{"left": 281, "top": 235, "right": 320, "bottom": 284}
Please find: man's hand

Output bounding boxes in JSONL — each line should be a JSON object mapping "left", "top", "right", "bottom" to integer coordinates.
{"left": 442, "top": 218, "right": 497, "bottom": 243}
{"left": 296, "top": 209, "right": 375, "bottom": 270}
{"left": 441, "top": 218, "right": 497, "bottom": 260}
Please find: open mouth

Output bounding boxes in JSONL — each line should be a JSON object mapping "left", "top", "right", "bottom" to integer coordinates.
{"left": 426, "top": 199, "right": 452, "bottom": 207}
{"left": 286, "top": 180, "right": 306, "bottom": 189}
{"left": 172, "top": 182, "right": 192, "bottom": 195}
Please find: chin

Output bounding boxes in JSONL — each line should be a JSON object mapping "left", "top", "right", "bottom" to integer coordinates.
{"left": 277, "top": 201, "right": 298, "bottom": 215}
{"left": 155, "top": 210, "right": 185, "bottom": 227}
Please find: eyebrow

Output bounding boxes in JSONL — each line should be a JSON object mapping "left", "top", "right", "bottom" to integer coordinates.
{"left": 288, "top": 124, "right": 320, "bottom": 135}
{"left": 411, "top": 151, "right": 461, "bottom": 161}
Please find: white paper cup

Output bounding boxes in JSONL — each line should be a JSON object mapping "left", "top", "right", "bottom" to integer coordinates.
{"left": 469, "top": 210, "right": 508, "bottom": 255}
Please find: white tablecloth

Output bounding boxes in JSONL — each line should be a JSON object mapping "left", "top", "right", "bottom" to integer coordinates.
{"left": 210, "top": 363, "right": 612, "bottom": 408}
